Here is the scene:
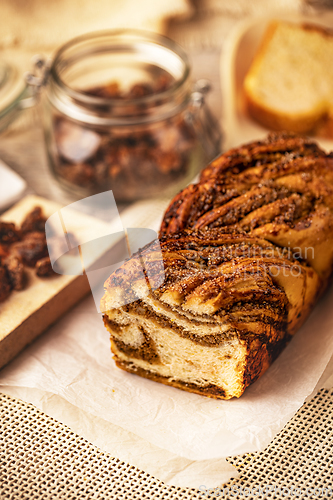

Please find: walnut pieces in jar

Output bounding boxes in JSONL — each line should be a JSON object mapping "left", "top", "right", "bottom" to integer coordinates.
{"left": 52, "top": 78, "right": 198, "bottom": 201}
{"left": 38, "top": 30, "right": 221, "bottom": 201}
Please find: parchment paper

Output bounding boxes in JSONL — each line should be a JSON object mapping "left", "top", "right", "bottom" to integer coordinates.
{"left": 1, "top": 270, "right": 333, "bottom": 463}
{"left": 1, "top": 385, "right": 238, "bottom": 488}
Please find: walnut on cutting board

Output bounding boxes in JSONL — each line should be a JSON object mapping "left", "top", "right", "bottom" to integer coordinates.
{"left": 0, "top": 206, "right": 55, "bottom": 303}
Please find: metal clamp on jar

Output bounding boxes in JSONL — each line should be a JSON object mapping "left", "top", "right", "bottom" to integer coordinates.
{"left": 24, "top": 30, "right": 223, "bottom": 201}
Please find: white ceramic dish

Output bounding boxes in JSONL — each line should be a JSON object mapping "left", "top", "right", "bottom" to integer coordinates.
{"left": 220, "top": 12, "right": 333, "bottom": 152}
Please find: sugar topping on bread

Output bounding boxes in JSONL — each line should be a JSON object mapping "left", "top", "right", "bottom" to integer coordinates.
{"left": 102, "top": 133, "right": 333, "bottom": 399}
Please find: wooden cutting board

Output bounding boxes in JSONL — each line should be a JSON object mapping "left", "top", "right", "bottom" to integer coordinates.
{"left": 0, "top": 194, "right": 112, "bottom": 370}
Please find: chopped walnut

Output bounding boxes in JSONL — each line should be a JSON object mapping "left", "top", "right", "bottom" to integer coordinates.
{"left": 21, "top": 206, "right": 46, "bottom": 234}
{"left": 0, "top": 205, "right": 59, "bottom": 304}
{"left": 13, "top": 232, "right": 48, "bottom": 267}
{"left": 4, "top": 254, "right": 25, "bottom": 291}
{"left": 0, "top": 243, "right": 9, "bottom": 260}
{"left": 53, "top": 74, "right": 197, "bottom": 201}
{"left": 35, "top": 256, "right": 54, "bottom": 277}
{"left": 0, "top": 222, "right": 21, "bottom": 244}
{"left": 127, "top": 82, "right": 154, "bottom": 98}
{"left": 0, "top": 266, "right": 12, "bottom": 302}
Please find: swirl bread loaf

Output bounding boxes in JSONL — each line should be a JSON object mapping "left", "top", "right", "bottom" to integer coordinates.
{"left": 101, "top": 133, "right": 333, "bottom": 399}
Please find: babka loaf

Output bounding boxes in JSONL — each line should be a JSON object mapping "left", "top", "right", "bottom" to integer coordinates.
{"left": 101, "top": 133, "right": 333, "bottom": 399}
{"left": 161, "top": 133, "right": 333, "bottom": 281}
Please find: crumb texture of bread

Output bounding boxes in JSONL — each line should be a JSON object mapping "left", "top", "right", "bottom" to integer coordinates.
{"left": 243, "top": 21, "right": 333, "bottom": 135}
{"left": 102, "top": 133, "right": 333, "bottom": 399}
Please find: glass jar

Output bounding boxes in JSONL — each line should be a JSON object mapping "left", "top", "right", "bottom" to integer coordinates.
{"left": 28, "top": 30, "right": 222, "bottom": 201}
{"left": 0, "top": 60, "right": 36, "bottom": 134}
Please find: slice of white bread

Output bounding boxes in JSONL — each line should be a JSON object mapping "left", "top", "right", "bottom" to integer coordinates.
{"left": 244, "top": 21, "right": 333, "bottom": 135}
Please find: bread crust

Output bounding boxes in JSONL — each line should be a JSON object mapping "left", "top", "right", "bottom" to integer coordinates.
{"left": 102, "top": 133, "right": 333, "bottom": 399}
{"left": 245, "top": 94, "right": 325, "bottom": 134}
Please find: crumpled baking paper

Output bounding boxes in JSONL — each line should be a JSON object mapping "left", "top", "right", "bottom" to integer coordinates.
{"left": 1, "top": 281, "right": 333, "bottom": 464}
{"left": 1, "top": 385, "right": 238, "bottom": 488}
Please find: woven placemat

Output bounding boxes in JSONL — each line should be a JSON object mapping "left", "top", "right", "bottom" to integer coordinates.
{"left": 1, "top": 388, "right": 333, "bottom": 499}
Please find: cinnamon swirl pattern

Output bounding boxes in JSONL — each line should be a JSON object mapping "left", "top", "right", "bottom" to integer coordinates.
{"left": 102, "top": 133, "right": 333, "bottom": 399}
